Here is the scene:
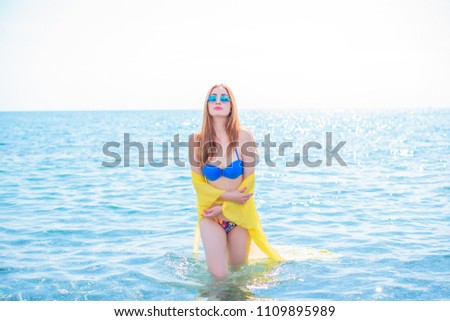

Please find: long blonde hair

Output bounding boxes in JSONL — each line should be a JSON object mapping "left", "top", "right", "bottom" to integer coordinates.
{"left": 195, "top": 84, "right": 241, "bottom": 168}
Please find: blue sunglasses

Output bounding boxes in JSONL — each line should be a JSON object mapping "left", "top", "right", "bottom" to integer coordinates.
{"left": 208, "top": 95, "right": 230, "bottom": 103}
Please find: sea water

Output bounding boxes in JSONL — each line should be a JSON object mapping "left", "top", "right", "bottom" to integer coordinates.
{"left": 0, "top": 108, "right": 449, "bottom": 300}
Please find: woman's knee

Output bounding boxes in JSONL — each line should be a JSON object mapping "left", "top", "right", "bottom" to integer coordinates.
{"left": 210, "top": 266, "right": 228, "bottom": 280}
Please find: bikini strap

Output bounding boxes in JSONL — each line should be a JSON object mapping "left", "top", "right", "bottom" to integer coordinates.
{"left": 235, "top": 147, "right": 240, "bottom": 160}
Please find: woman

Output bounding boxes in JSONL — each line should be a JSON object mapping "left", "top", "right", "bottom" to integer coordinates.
{"left": 190, "top": 84, "right": 282, "bottom": 280}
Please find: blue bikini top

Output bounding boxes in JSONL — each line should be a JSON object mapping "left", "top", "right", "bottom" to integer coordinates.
{"left": 203, "top": 147, "right": 243, "bottom": 181}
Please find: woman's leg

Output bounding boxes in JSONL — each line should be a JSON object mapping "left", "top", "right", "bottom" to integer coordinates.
{"left": 199, "top": 217, "right": 228, "bottom": 280}
{"left": 227, "top": 226, "right": 251, "bottom": 269}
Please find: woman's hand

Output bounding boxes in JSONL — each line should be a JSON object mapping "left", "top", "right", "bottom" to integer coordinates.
{"left": 227, "top": 187, "right": 253, "bottom": 204}
{"left": 202, "top": 205, "right": 223, "bottom": 218}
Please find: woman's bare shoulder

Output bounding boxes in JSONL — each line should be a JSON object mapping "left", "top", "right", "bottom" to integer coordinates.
{"left": 189, "top": 131, "right": 202, "bottom": 147}
{"left": 189, "top": 131, "right": 201, "bottom": 149}
{"left": 191, "top": 131, "right": 200, "bottom": 141}
{"left": 238, "top": 127, "right": 254, "bottom": 142}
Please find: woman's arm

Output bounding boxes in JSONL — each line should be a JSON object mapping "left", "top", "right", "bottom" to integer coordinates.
{"left": 239, "top": 128, "right": 257, "bottom": 180}
{"left": 218, "top": 189, "right": 252, "bottom": 204}
{"left": 202, "top": 203, "right": 223, "bottom": 218}
{"left": 189, "top": 131, "right": 203, "bottom": 176}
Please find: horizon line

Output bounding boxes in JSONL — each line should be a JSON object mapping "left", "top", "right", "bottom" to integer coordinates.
{"left": 1, "top": 106, "right": 449, "bottom": 113}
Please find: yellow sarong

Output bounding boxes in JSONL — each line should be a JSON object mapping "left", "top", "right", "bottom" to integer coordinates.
{"left": 191, "top": 169, "right": 284, "bottom": 261}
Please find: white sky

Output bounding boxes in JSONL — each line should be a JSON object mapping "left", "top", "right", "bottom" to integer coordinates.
{"left": 0, "top": 0, "right": 449, "bottom": 111}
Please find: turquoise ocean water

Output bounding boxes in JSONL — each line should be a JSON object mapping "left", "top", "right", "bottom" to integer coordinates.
{"left": 0, "top": 108, "right": 449, "bottom": 300}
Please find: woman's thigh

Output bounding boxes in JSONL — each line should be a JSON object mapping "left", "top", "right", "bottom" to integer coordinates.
{"left": 199, "top": 217, "right": 228, "bottom": 278}
{"left": 227, "top": 225, "right": 251, "bottom": 267}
